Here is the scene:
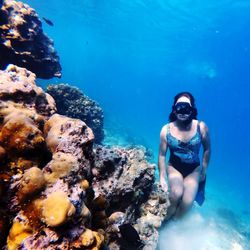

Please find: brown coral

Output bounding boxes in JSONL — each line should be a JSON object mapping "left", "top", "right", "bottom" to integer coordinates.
{"left": 0, "top": 113, "right": 45, "bottom": 154}
{"left": 17, "top": 167, "right": 46, "bottom": 202}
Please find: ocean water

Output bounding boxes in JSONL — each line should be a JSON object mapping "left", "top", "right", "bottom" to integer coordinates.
{"left": 24, "top": 0, "right": 250, "bottom": 248}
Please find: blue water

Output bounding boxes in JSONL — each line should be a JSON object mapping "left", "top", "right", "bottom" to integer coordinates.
{"left": 24, "top": 0, "right": 250, "bottom": 248}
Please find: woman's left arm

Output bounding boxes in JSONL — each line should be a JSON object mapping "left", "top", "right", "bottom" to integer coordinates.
{"left": 200, "top": 121, "right": 211, "bottom": 181}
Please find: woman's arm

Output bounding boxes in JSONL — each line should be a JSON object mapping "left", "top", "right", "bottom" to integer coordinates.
{"left": 158, "top": 125, "right": 168, "bottom": 192}
{"left": 200, "top": 121, "right": 211, "bottom": 181}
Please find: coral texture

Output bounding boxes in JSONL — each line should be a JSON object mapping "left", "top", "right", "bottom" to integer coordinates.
{"left": 47, "top": 83, "right": 104, "bottom": 144}
{"left": 0, "top": 0, "right": 61, "bottom": 79}
{"left": 0, "top": 65, "right": 169, "bottom": 249}
{"left": 92, "top": 145, "right": 169, "bottom": 249}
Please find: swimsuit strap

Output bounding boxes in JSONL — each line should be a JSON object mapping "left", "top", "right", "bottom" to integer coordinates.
{"left": 166, "top": 123, "right": 170, "bottom": 135}
{"left": 197, "top": 121, "right": 201, "bottom": 135}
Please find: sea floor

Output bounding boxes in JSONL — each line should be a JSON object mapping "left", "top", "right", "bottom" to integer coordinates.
{"left": 157, "top": 184, "right": 250, "bottom": 250}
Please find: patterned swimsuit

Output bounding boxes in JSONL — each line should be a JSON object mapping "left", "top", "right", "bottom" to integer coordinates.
{"left": 166, "top": 121, "right": 202, "bottom": 177}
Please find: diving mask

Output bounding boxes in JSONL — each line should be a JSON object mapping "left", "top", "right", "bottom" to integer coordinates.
{"left": 174, "top": 102, "right": 193, "bottom": 115}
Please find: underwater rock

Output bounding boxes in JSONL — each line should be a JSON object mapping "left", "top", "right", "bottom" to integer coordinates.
{"left": 47, "top": 83, "right": 104, "bottom": 143}
{"left": 0, "top": 0, "right": 61, "bottom": 79}
{"left": 92, "top": 145, "right": 155, "bottom": 208}
{"left": 0, "top": 65, "right": 169, "bottom": 249}
{"left": 0, "top": 65, "right": 96, "bottom": 249}
{"left": 91, "top": 145, "right": 169, "bottom": 249}
{"left": 0, "top": 64, "right": 57, "bottom": 122}
{"left": 135, "top": 183, "right": 169, "bottom": 249}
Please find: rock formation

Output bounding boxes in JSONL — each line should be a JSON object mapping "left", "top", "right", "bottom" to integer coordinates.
{"left": 47, "top": 83, "right": 104, "bottom": 144}
{"left": 0, "top": 65, "right": 169, "bottom": 250}
{"left": 0, "top": 0, "right": 61, "bottom": 79}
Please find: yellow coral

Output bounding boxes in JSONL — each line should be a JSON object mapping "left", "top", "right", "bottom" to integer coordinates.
{"left": 81, "top": 179, "right": 89, "bottom": 189}
{"left": 41, "top": 192, "right": 76, "bottom": 227}
{"left": 81, "top": 229, "right": 95, "bottom": 247}
{"left": 7, "top": 218, "right": 33, "bottom": 250}
{"left": 91, "top": 231, "right": 105, "bottom": 250}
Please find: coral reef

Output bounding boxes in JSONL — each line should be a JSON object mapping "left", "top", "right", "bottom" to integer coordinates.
{"left": 135, "top": 184, "right": 169, "bottom": 249}
{"left": 0, "top": 65, "right": 169, "bottom": 249}
{"left": 0, "top": 0, "right": 61, "bottom": 79}
{"left": 0, "top": 65, "right": 96, "bottom": 249}
{"left": 47, "top": 83, "right": 104, "bottom": 144}
{"left": 92, "top": 145, "right": 169, "bottom": 249}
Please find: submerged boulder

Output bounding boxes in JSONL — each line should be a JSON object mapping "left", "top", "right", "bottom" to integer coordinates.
{"left": 0, "top": 65, "right": 169, "bottom": 249}
{"left": 47, "top": 83, "right": 104, "bottom": 144}
{"left": 0, "top": 0, "right": 61, "bottom": 79}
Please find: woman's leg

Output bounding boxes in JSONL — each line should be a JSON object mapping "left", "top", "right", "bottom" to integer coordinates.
{"left": 174, "top": 167, "right": 200, "bottom": 219}
{"left": 166, "top": 166, "right": 184, "bottom": 219}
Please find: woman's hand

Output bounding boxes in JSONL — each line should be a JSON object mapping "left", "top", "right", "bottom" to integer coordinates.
{"left": 160, "top": 178, "right": 168, "bottom": 192}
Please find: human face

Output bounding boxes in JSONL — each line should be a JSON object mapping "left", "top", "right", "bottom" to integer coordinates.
{"left": 174, "top": 97, "right": 193, "bottom": 122}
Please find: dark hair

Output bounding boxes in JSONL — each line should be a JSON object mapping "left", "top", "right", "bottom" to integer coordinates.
{"left": 169, "top": 91, "right": 198, "bottom": 122}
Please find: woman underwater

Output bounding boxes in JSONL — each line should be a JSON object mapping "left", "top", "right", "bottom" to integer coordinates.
{"left": 158, "top": 92, "right": 211, "bottom": 219}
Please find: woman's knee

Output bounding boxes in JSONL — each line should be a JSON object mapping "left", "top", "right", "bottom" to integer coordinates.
{"left": 170, "top": 186, "right": 183, "bottom": 204}
{"left": 181, "top": 194, "right": 195, "bottom": 208}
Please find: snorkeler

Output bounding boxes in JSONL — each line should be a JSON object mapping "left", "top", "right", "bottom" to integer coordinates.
{"left": 158, "top": 92, "right": 211, "bottom": 219}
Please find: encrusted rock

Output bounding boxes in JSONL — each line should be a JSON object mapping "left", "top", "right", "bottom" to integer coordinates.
{"left": 0, "top": 65, "right": 170, "bottom": 249}
{"left": 135, "top": 183, "right": 170, "bottom": 249}
{"left": 0, "top": 65, "right": 96, "bottom": 249}
{"left": 0, "top": 64, "right": 57, "bottom": 121}
{"left": 92, "top": 145, "right": 155, "bottom": 213}
{"left": 47, "top": 83, "right": 104, "bottom": 143}
{"left": 0, "top": 0, "right": 61, "bottom": 78}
